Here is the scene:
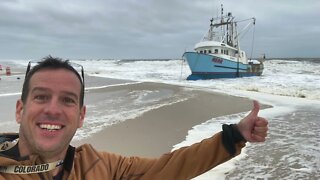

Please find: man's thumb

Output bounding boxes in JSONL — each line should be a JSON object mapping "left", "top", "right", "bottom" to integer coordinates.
{"left": 250, "top": 100, "right": 260, "bottom": 116}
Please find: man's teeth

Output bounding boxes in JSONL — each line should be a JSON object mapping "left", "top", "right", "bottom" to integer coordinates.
{"left": 39, "top": 124, "right": 62, "bottom": 131}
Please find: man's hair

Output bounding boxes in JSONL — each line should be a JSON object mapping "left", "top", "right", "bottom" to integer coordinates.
{"left": 21, "top": 56, "right": 85, "bottom": 107}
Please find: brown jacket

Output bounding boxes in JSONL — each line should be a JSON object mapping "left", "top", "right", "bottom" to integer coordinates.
{"left": 0, "top": 132, "right": 245, "bottom": 180}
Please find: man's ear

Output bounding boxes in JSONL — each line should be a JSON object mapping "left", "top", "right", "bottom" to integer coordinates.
{"left": 78, "top": 105, "right": 86, "bottom": 128}
{"left": 16, "top": 100, "right": 24, "bottom": 124}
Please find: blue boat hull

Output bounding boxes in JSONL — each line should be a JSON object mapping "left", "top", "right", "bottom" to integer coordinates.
{"left": 183, "top": 52, "right": 263, "bottom": 80}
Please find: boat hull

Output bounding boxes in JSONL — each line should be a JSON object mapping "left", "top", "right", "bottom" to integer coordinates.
{"left": 183, "top": 52, "right": 263, "bottom": 80}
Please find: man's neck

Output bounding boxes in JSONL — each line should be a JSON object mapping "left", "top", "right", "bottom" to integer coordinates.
{"left": 18, "top": 136, "right": 67, "bottom": 159}
{"left": 17, "top": 140, "right": 68, "bottom": 176}
{"left": 18, "top": 144, "right": 66, "bottom": 161}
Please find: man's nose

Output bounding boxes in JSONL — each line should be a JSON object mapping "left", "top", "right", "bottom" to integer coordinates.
{"left": 44, "top": 97, "right": 62, "bottom": 116}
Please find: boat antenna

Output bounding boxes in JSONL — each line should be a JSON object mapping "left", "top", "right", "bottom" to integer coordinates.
{"left": 249, "top": 18, "right": 256, "bottom": 60}
{"left": 221, "top": 4, "right": 224, "bottom": 23}
{"left": 220, "top": 4, "right": 224, "bottom": 42}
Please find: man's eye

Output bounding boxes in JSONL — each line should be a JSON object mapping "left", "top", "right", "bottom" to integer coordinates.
{"left": 63, "top": 97, "right": 77, "bottom": 105}
{"left": 34, "top": 95, "right": 48, "bottom": 102}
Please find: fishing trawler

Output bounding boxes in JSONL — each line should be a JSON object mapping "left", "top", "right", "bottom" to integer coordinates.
{"left": 183, "top": 6, "right": 264, "bottom": 80}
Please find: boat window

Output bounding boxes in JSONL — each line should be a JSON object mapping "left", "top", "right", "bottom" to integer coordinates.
{"left": 221, "top": 49, "right": 223, "bottom": 54}
{"left": 225, "top": 50, "right": 229, "bottom": 55}
{"left": 215, "top": 49, "right": 218, "bottom": 54}
{"left": 200, "top": 50, "right": 203, "bottom": 53}
{"left": 208, "top": 50, "right": 212, "bottom": 53}
{"left": 204, "top": 50, "right": 207, "bottom": 54}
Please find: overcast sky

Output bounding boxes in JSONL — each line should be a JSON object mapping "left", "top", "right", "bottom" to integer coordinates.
{"left": 1, "top": 0, "right": 319, "bottom": 60}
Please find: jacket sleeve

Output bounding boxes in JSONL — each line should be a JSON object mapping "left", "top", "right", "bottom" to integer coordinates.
{"left": 100, "top": 132, "right": 245, "bottom": 180}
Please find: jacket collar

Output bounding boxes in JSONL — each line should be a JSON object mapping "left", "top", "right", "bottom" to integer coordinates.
{"left": 0, "top": 133, "right": 75, "bottom": 174}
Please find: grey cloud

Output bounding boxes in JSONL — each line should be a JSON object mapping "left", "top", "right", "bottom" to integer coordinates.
{"left": 1, "top": 0, "right": 319, "bottom": 59}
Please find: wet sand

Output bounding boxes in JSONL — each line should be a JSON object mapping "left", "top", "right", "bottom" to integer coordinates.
{"left": 72, "top": 81, "right": 263, "bottom": 158}
{"left": 0, "top": 72, "right": 264, "bottom": 158}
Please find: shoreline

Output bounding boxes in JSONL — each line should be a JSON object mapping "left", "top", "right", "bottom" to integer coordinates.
{"left": 72, "top": 81, "right": 267, "bottom": 158}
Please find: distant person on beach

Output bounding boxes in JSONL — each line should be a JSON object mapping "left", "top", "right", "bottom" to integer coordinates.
{"left": 0, "top": 56, "right": 268, "bottom": 179}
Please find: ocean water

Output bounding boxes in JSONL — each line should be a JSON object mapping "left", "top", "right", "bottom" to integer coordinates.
{"left": 0, "top": 58, "right": 319, "bottom": 179}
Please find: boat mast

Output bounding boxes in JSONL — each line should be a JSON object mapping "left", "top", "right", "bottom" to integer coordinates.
{"left": 235, "top": 22, "right": 240, "bottom": 77}
{"left": 208, "top": 18, "right": 214, "bottom": 41}
{"left": 220, "top": 4, "right": 224, "bottom": 42}
{"left": 226, "top": 12, "right": 234, "bottom": 47}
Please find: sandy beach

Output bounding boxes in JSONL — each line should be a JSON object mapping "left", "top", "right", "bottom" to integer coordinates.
{"left": 72, "top": 81, "right": 263, "bottom": 158}
{"left": 0, "top": 71, "right": 266, "bottom": 158}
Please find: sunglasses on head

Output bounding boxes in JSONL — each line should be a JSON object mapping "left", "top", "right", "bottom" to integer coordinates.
{"left": 25, "top": 60, "right": 85, "bottom": 86}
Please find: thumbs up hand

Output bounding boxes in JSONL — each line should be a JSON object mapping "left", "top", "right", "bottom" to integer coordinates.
{"left": 237, "top": 100, "right": 269, "bottom": 142}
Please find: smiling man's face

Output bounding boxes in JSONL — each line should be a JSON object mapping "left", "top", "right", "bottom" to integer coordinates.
{"left": 16, "top": 68, "right": 86, "bottom": 161}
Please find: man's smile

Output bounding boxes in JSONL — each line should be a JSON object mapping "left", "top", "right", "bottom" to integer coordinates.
{"left": 38, "top": 124, "right": 64, "bottom": 131}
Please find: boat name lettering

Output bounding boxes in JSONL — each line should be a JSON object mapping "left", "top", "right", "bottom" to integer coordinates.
{"left": 212, "top": 58, "right": 223, "bottom": 64}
